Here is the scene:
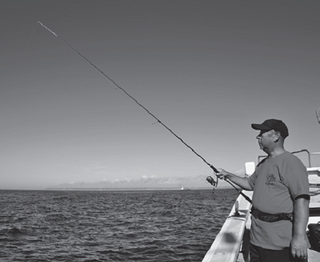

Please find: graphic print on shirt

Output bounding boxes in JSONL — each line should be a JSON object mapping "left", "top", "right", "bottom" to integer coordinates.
{"left": 265, "top": 174, "right": 277, "bottom": 185}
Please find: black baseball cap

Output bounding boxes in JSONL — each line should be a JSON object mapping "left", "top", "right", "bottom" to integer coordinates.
{"left": 251, "top": 119, "right": 289, "bottom": 138}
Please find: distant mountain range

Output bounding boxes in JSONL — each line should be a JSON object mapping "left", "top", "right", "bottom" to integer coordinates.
{"left": 48, "top": 172, "right": 240, "bottom": 190}
{"left": 49, "top": 174, "right": 214, "bottom": 190}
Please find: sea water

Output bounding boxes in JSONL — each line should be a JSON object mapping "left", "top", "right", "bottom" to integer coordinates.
{"left": 0, "top": 189, "right": 238, "bottom": 262}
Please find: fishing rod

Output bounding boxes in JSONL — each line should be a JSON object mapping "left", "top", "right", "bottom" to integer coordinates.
{"left": 37, "top": 21, "right": 252, "bottom": 200}
{"left": 37, "top": 21, "right": 218, "bottom": 173}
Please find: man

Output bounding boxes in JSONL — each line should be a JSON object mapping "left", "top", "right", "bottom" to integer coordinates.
{"left": 217, "top": 119, "right": 310, "bottom": 262}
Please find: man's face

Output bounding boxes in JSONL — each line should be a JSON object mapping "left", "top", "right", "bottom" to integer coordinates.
{"left": 256, "top": 129, "right": 277, "bottom": 151}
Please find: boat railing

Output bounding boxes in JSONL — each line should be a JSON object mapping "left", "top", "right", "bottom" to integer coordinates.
{"left": 258, "top": 150, "right": 320, "bottom": 168}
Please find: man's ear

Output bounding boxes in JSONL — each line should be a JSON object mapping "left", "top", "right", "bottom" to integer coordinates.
{"left": 273, "top": 132, "right": 281, "bottom": 142}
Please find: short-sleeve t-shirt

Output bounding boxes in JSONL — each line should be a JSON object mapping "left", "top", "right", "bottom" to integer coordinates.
{"left": 247, "top": 151, "right": 309, "bottom": 250}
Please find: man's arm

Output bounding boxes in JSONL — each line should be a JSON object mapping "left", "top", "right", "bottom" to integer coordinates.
{"left": 290, "top": 197, "right": 309, "bottom": 260}
{"left": 217, "top": 168, "right": 254, "bottom": 191}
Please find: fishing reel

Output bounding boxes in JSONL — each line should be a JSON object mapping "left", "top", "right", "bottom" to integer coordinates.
{"left": 207, "top": 173, "right": 252, "bottom": 204}
{"left": 206, "top": 175, "right": 219, "bottom": 192}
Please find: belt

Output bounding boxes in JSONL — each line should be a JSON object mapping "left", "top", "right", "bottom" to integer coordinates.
{"left": 251, "top": 207, "right": 293, "bottom": 222}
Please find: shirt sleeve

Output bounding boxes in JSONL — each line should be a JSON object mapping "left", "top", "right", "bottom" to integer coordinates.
{"left": 282, "top": 156, "right": 309, "bottom": 199}
{"left": 247, "top": 170, "right": 256, "bottom": 189}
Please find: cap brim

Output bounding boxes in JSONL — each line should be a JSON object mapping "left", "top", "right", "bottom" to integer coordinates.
{"left": 251, "top": 124, "right": 271, "bottom": 131}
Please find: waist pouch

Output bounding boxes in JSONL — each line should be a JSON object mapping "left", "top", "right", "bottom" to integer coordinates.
{"left": 251, "top": 207, "right": 293, "bottom": 222}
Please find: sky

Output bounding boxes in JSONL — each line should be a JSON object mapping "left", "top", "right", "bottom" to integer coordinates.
{"left": 1, "top": 0, "right": 320, "bottom": 190}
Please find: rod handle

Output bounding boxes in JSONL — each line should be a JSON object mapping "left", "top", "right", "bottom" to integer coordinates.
{"left": 209, "top": 165, "right": 219, "bottom": 173}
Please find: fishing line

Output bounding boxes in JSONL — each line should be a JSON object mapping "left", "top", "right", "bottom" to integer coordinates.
{"left": 26, "top": 22, "right": 39, "bottom": 48}
{"left": 37, "top": 21, "right": 219, "bottom": 176}
{"left": 206, "top": 175, "right": 252, "bottom": 203}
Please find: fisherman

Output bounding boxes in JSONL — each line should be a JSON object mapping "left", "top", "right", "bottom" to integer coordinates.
{"left": 217, "top": 119, "right": 310, "bottom": 262}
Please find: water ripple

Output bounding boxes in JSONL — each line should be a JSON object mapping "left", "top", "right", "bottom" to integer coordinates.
{"left": 0, "top": 189, "right": 238, "bottom": 261}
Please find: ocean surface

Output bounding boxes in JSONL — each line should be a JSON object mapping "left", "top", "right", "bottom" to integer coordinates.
{"left": 0, "top": 188, "right": 239, "bottom": 262}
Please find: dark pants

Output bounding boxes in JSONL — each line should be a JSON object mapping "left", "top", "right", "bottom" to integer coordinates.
{"left": 250, "top": 244, "right": 307, "bottom": 262}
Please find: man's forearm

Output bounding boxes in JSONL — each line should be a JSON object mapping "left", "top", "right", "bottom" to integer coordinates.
{"left": 293, "top": 198, "right": 309, "bottom": 237}
{"left": 223, "top": 172, "right": 253, "bottom": 191}
{"left": 290, "top": 197, "right": 309, "bottom": 259}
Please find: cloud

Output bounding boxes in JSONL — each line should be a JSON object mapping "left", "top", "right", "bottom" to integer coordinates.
{"left": 53, "top": 174, "right": 211, "bottom": 189}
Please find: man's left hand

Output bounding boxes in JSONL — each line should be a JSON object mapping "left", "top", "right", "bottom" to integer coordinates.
{"left": 290, "top": 234, "right": 308, "bottom": 260}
